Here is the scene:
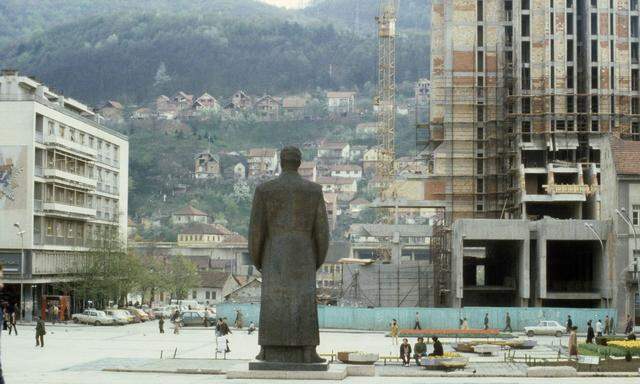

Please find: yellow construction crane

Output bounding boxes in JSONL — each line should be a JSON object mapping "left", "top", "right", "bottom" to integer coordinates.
{"left": 374, "top": 0, "right": 397, "bottom": 198}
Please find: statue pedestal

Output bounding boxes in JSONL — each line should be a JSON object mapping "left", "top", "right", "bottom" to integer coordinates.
{"left": 249, "top": 360, "right": 329, "bottom": 371}
{"left": 227, "top": 362, "right": 345, "bottom": 380}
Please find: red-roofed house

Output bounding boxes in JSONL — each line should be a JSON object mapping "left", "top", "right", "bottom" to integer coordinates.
{"left": 171, "top": 205, "right": 209, "bottom": 225}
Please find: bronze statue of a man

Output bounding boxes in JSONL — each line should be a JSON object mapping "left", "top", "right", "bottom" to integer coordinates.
{"left": 249, "top": 146, "right": 329, "bottom": 364}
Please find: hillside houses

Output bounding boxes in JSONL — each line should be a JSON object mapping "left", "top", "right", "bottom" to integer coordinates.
{"left": 246, "top": 148, "right": 279, "bottom": 178}
{"left": 194, "top": 152, "right": 221, "bottom": 179}
{"left": 326, "top": 91, "right": 357, "bottom": 116}
{"left": 171, "top": 205, "right": 210, "bottom": 225}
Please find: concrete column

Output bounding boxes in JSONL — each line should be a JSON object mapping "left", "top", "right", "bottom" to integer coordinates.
{"left": 519, "top": 238, "right": 531, "bottom": 305}
{"left": 22, "top": 284, "right": 33, "bottom": 322}
{"left": 537, "top": 238, "right": 547, "bottom": 301}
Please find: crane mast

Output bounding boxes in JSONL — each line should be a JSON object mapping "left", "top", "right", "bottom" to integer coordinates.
{"left": 375, "top": 0, "right": 397, "bottom": 196}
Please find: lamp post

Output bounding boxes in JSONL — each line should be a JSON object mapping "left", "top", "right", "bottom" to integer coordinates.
{"left": 585, "top": 223, "right": 609, "bottom": 308}
{"left": 13, "top": 223, "right": 25, "bottom": 320}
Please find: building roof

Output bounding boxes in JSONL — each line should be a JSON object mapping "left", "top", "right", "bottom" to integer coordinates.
{"left": 221, "top": 233, "right": 248, "bottom": 245}
{"left": 326, "top": 91, "right": 356, "bottom": 98}
{"left": 196, "top": 92, "right": 216, "bottom": 101}
{"left": 317, "top": 176, "right": 356, "bottom": 185}
{"left": 224, "top": 277, "right": 262, "bottom": 298}
{"left": 199, "top": 271, "right": 232, "bottom": 288}
{"left": 349, "top": 223, "right": 433, "bottom": 238}
{"left": 255, "top": 95, "right": 282, "bottom": 105}
{"left": 610, "top": 137, "right": 640, "bottom": 175}
{"left": 180, "top": 222, "right": 234, "bottom": 236}
{"left": 299, "top": 161, "right": 316, "bottom": 170}
{"left": 329, "top": 164, "right": 362, "bottom": 172}
{"left": 173, "top": 205, "right": 208, "bottom": 217}
{"left": 319, "top": 141, "right": 349, "bottom": 150}
{"left": 350, "top": 198, "right": 370, "bottom": 206}
{"left": 101, "top": 100, "right": 123, "bottom": 109}
{"left": 190, "top": 256, "right": 212, "bottom": 270}
{"left": 282, "top": 96, "right": 307, "bottom": 109}
{"left": 248, "top": 148, "right": 278, "bottom": 157}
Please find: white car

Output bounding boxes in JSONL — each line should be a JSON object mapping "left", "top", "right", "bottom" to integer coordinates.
{"left": 104, "top": 309, "right": 130, "bottom": 325}
{"left": 524, "top": 320, "right": 565, "bottom": 337}
{"left": 72, "top": 309, "right": 116, "bottom": 326}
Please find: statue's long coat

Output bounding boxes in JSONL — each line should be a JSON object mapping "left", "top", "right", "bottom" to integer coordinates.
{"left": 249, "top": 170, "right": 329, "bottom": 347}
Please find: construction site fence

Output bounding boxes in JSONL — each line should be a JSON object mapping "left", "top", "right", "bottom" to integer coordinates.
{"left": 217, "top": 304, "right": 616, "bottom": 332}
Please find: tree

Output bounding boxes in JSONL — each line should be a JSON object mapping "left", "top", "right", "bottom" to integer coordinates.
{"left": 167, "top": 255, "right": 200, "bottom": 300}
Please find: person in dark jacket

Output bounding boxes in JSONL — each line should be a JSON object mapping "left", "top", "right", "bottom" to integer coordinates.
{"left": 35, "top": 317, "right": 46, "bottom": 347}
{"left": 566, "top": 315, "right": 573, "bottom": 333}
{"left": 428, "top": 337, "right": 444, "bottom": 357}
{"left": 158, "top": 316, "right": 165, "bottom": 334}
{"left": 399, "top": 338, "right": 412, "bottom": 367}
{"left": 413, "top": 337, "right": 427, "bottom": 365}
{"left": 483, "top": 313, "right": 489, "bottom": 330}
{"left": 624, "top": 315, "right": 634, "bottom": 334}
{"left": 503, "top": 312, "right": 513, "bottom": 332}
{"left": 586, "top": 320, "right": 595, "bottom": 344}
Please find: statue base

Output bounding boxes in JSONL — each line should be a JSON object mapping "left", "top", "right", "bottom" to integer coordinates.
{"left": 249, "top": 361, "right": 329, "bottom": 371}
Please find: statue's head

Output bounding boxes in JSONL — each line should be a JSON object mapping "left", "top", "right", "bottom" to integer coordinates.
{"left": 280, "top": 146, "right": 302, "bottom": 171}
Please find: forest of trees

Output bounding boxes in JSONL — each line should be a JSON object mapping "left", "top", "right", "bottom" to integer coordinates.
{"left": 0, "top": 0, "right": 430, "bottom": 104}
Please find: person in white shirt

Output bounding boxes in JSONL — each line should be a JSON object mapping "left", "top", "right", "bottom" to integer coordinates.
{"left": 595, "top": 319, "right": 603, "bottom": 337}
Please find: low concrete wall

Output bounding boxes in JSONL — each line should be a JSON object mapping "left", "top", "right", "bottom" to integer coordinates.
{"left": 217, "top": 304, "right": 616, "bottom": 332}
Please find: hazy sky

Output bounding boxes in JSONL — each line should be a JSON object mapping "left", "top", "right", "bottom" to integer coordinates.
{"left": 260, "top": 0, "right": 310, "bottom": 9}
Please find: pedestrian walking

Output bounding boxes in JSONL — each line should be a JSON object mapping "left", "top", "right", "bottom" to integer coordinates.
{"left": 52, "top": 305, "right": 59, "bottom": 325}
{"left": 8, "top": 311, "right": 17, "bottom": 336}
{"left": 566, "top": 315, "right": 573, "bottom": 333}
{"left": 399, "top": 338, "right": 412, "bottom": 367}
{"left": 604, "top": 315, "right": 610, "bottom": 335}
{"left": 234, "top": 310, "right": 243, "bottom": 329}
{"left": 1, "top": 309, "right": 8, "bottom": 331}
{"left": 624, "top": 314, "right": 634, "bottom": 334}
{"left": 461, "top": 317, "right": 469, "bottom": 330}
{"left": 390, "top": 319, "right": 399, "bottom": 345}
{"left": 586, "top": 321, "right": 595, "bottom": 344}
{"left": 35, "top": 317, "right": 46, "bottom": 347}
{"left": 0, "top": 265, "right": 7, "bottom": 384}
{"left": 159, "top": 316, "right": 165, "bottom": 334}
{"left": 414, "top": 312, "right": 421, "bottom": 330}
{"left": 483, "top": 313, "right": 489, "bottom": 330}
{"left": 503, "top": 312, "right": 513, "bottom": 332}
{"left": 568, "top": 326, "right": 578, "bottom": 359}
{"left": 595, "top": 319, "right": 603, "bottom": 337}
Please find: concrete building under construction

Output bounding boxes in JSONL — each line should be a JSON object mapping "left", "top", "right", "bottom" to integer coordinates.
{"left": 426, "top": 0, "right": 640, "bottom": 321}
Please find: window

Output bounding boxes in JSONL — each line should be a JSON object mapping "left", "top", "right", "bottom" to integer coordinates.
{"left": 192, "top": 290, "right": 197, "bottom": 299}
{"left": 48, "top": 121, "right": 55, "bottom": 135}
{"left": 567, "top": 39, "right": 574, "bottom": 61}
{"left": 522, "top": 121, "right": 532, "bottom": 142}
{"left": 521, "top": 15, "right": 530, "bottom": 37}
{"left": 522, "top": 41, "right": 530, "bottom": 63}
{"left": 477, "top": 178, "right": 484, "bottom": 193}
{"left": 567, "top": 13, "right": 574, "bottom": 34}
{"left": 591, "top": 67, "right": 598, "bottom": 89}
{"left": 591, "top": 40, "right": 598, "bottom": 61}
{"left": 205, "top": 291, "right": 210, "bottom": 300}
{"left": 567, "top": 96, "right": 574, "bottom": 112}
{"left": 633, "top": 205, "right": 640, "bottom": 226}
{"left": 477, "top": 26, "right": 484, "bottom": 46}
{"left": 632, "top": 122, "right": 640, "bottom": 141}
{"left": 591, "top": 13, "right": 597, "bottom": 35}
{"left": 477, "top": 1, "right": 484, "bottom": 21}
{"left": 567, "top": 66, "right": 574, "bottom": 88}
{"left": 211, "top": 291, "right": 217, "bottom": 300}
{"left": 59, "top": 124, "right": 65, "bottom": 138}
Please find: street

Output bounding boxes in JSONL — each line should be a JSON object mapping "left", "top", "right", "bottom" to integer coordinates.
{"left": 0, "top": 320, "right": 638, "bottom": 383}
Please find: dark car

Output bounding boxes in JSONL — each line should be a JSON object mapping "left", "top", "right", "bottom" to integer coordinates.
{"left": 175, "top": 310, "right": 216, "bottom": 327}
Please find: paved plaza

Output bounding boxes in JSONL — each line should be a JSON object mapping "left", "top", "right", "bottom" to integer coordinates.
{"left": 0, "top": 321, "right": 638, "bottom": 383}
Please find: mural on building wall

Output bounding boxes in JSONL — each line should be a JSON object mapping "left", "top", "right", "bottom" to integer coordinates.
{"left": 0, "top": 146, "right": 27, "bottom": 209}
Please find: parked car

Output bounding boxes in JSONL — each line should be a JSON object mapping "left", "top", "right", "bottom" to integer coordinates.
{"left": 122, "top": 310, "right": 140, "bottom": 323}
{"left": 114, "top": 309, "right": 135, "bottom": 324}
{"left": 152, "top": 307, "right": 172, "bottom": 319}
{"left": 104, "top": 309, "right": 129, "bottom": 325}
{"left": 126, "top": 307, "right": 149, "bottom": 322}
{"left": 524, "top": 320, "right": 565, "bottom": 337}
{"left": 140, "top": 306, "right": 156, "bottom": 320}
{"left": 72, "top": 309, "right": 116, "bottom": 326}
{"left": 175, "top": 310, "right": 216, "bottom": 327}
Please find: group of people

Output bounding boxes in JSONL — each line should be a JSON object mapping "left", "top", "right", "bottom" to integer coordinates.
{"left": 399, "top": 336, "right": 444, "bottom": 367}
{"left": 2, "top": 307, "right": 18, "bottom": 335}
{"left": 567, "top": 314, "right": 636, "bottom": 358}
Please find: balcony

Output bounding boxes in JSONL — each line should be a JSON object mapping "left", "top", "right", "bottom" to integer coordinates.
{"left": 44, "top": 135, "right": 97, "bottom": 159}
{"left": 96, "top": 183, "right": 119, "bottom": 196}
{"left": 43, "top": 168, "right": 96, "bottom": 189}
{"left": 41, "top": 235, "right": 89, "bottom": 248}
{"left": 43, "top": 202, "right": 96, "bottom": 218}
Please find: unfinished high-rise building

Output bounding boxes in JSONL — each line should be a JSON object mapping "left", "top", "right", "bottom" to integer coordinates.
{"left": 426, "top": 0, "right": 640, "bottom": 316}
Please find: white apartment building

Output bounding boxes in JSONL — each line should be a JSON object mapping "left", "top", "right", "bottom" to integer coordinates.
{"left": 0, "top": 70, "right": 129, "bottom": 320}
